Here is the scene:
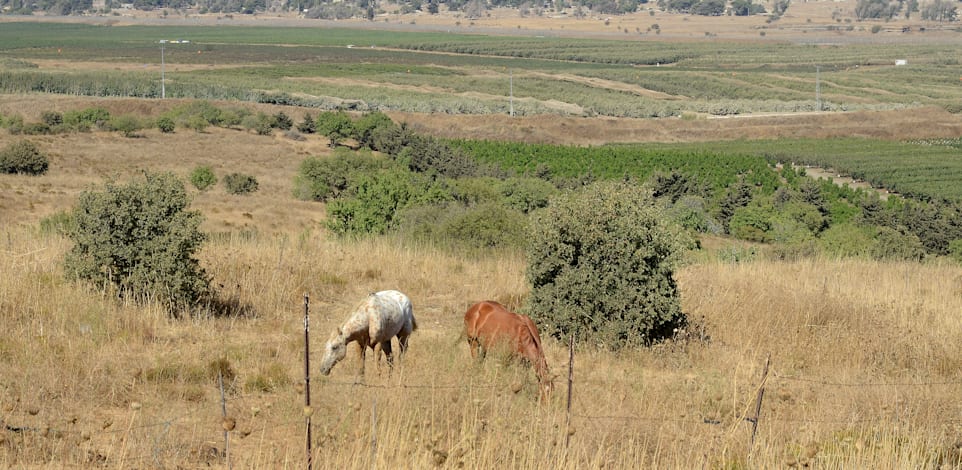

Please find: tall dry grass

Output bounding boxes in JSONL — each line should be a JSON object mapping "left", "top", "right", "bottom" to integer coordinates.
{"left": 3, "top": 95, "right": 962, "bottom": 468}
{"left": 3, "top": 222, "right": 962, "bottom": 468}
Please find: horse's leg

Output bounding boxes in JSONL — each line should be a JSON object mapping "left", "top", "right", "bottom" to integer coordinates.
{"left": 355, "top": 342, "right": 366, "bottom": 384}
{"left": 382, "top": 340, "right": 394, "bottom": 371}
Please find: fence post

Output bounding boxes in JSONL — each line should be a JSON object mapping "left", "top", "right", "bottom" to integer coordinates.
{"left": 370, "top": 398, "right": 377, "bottom": 463}
{"left": 564, "top": 332, "right": 574, "bottom": 450}
{"left": 219, "top": 371, "right": 232, "bottom": 470}
{"left": 303, "top": 293, "right": 313, "bottom": 470}
{"left": 748, "top": 354, "right": 770, "bottom": 452}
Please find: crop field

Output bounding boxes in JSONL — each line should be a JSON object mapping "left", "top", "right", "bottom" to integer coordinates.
{"left": 3, "top": 21, "right": 962, "bottom": 117}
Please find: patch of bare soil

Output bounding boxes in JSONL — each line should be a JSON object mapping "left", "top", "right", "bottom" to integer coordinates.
{"left": 801, "top": 165, "right": 892, "bottom": 200}
{"left": 390, "top": 106, "right": 962, "bottom": 145}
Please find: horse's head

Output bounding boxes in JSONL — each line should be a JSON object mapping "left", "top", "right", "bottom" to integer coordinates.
{"left": 319, "top": 327, "right": 347, "bottom": 376}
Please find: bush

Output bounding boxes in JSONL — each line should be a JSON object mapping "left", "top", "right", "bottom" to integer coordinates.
{"left": 326, "top": 167, "right": 452, "bottom": 235}
{"left": 271, "top": 111, "right": 293, "bottom": 130}
{"left": 0, "top": 140, "right": 49, "bottom": 175}
{"left": 63, "top": 107, "right": 110, "bottom": 130}
{"left": 4, "top": 114, "right": 23, "bottom": 133}
{"left": 109, "top": 114, "right": 142, "bottom": 137}
{"left": 41, "top": 111, "right": 63, "bottom": 127}
{"left": 525, "top": 181, "right": 689, "bottom": 349}
{"left": 397, "top": 202, "right": 527, "bottom": 249}
{"left": 297, "top": 113, "right": 316, "bottom": 134}
{"left": 21, "top": 122, "right": 51, "bottom": 135}
{"left": 64, "top": 172, "right": 210, "bottom": 313}
{"left": 189, "top": 166, "right": 217, "bottom": 191}
{"left": 501, "top": 177, "right": 557, "bottom": 213}
{"left": 157, "top": 116, "right": 176, "bottom": 133}
{"left": 817, "top": 223, "right": 874, "bottom": 258}
{"left": 352, "top": 111, "right": 396, "bottom": 149}
{"left": 871, "top": 227, "right": 925, "bottom": 261}
{"left": 292, "top": 150, "right": 388, "bottom": 201}
{"left": 948, "top": 239, "right": 962, "bottom": 263}
{"left": 242, "top": 113, "right": 273, "bottom": 136}
{"left": 223, "top": 173, "right": 259, "bottom": 195}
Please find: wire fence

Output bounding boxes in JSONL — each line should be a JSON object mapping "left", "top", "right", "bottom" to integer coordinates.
{"left": 5, "top": 295, "right": 962, "bottom": 467}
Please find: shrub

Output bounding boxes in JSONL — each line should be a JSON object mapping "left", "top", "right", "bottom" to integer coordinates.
{"left": 396, "top": 201, "right": 528, "bottom": 249}
{"left": 525, "top": 181, "right": 689, "bottom": 349}
{"left": 440, "top": 202, "right": 527, "bottom": 248}
{"left": 292, "top": 150, "right": 388, "bottom": 201}
{"left": 728, "top": 205, "right": 772, "bottom": 242}
{"left": 184, "top": 115, "right": 208, "bottom": 132}
{"left": 189, "top": 166, "right": 217, "bottom": 191}
{"left": 64, "top": 172, "right": 210, "bottom": 313}
{"left": 271, "top": 111, "right": 293, "bottom": 130}
{"left": 316, "top": 110, "right": 354, "bottom": 147}
{"left": 817, "top": 223, "right": 874, "bottom": 258}
{"left": 63, "top": 107, "right": 110, "bottom": 130}
{"left": 223, "top": 173, "right": 259, "bottom": 195}
{"left": 0, "top": 140, "right": 49, "bottom": 175}
{"left": 40, "top": 111, "right": 63, "bottom": 127}
{"left": 326, "top": 168, "right": 452, "bottom": 235}
{"left": 166, "top": 101, "right": 223, "bottom": 127}
{"left": 109, "top": 114, "right": 142, "bottom": 137}
{"left": 297, "top": 113, "right": 316, "bottom": 134}
{"left": 21, "top": 122, "right": 51, "bottom": 135}
{"left": 157, "top": 116, "right": 176, "bottom": 133}
{"left": 871, "top": 227, "right": 925, "bottom": 261}
{"left": 948, "top": 239, "right": 962, "bottom": 263}
{"left": 1, "top": 113, "right": 22, "bottom": 131}
{"left": 352, "top": 111, "right": 396, "bottom": 149}
{"left": 242, "top": 113, "right": 273, "bottom": 136}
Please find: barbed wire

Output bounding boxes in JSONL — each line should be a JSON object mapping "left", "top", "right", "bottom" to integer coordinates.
{"left": 317, "top": 379, "right": 499, "bottom": 390}
{"left": 771, "top": 372, "right": 962, "bottom": 387}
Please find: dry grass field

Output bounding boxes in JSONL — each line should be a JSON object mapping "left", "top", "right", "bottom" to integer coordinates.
{"left": 2, "top": 91, "right": 962, "bottom": 468}
{"left": 3, "top": 3, "right": 962, "bottom": 465}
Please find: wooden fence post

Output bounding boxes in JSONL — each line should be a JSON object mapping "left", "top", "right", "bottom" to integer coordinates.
{"left": 303, "top": 293, "right": 313, "bottom": 470}
{"left": 564, "top": 332, "right": 574, "bottom": 450}
{"left": 219, "top": 371, "right": 232, "bottom": 470}
{"left": 748, "top": 354, "right": 770, "bottom": 452}
{"left": 370, "top": 398, "right": 377, "bottom": 463}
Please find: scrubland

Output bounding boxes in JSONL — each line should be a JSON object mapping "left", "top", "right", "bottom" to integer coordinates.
{"left": 3, "top": 219, "right": 962, "bottom": 468}
{"left": 2, "top": 113, "right": 962, "bottom": 467}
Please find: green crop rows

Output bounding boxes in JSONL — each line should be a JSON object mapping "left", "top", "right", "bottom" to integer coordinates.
{"left": 1, "top": 22, "right": 961, "bottom": 116}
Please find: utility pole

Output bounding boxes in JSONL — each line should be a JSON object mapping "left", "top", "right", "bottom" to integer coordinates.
{"left": 509, "top": 69, "right": 514, "bottom": 117}
{"left": 159, "top": 40, "right": 166, "bottom": 99}
{"left": 815, "top": 65, "right": 821, "bottom": 112}
{"left": 158, "top": 39, "right": 190, "bottom": 99}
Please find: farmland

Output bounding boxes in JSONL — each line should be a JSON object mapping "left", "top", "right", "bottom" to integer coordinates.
{"left": 2, "top": 7, "right": 962, "bottom": 468}
{"left": 2, "top": 20, "right": 962, "bottom": 118}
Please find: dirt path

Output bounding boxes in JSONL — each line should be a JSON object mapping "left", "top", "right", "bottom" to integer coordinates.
{"left": 800, "top": 165, "right": 892, "bottom": 200}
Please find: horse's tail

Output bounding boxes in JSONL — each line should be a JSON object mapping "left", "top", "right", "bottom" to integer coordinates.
{"left": 410, "top": 314, "right": 418, "bottom": 332}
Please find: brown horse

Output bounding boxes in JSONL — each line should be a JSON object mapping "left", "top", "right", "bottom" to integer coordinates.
{"left": 463, "top": 301, "right": 553, "bottom": 398}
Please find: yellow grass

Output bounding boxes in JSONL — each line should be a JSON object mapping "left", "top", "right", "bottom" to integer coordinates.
{"left": 3, "top": 223, "right": 962, "bottom": 468}
{"left": 3, "top": 95, "right": 962, "bottom": 467}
